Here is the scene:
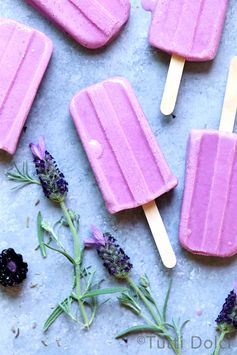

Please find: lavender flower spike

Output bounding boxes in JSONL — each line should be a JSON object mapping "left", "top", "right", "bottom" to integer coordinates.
{"left": 213, "top": 282, "right": 237, "bottom": 354}
{"left": 84, "top": 227, "right": 133, "bottom": 279}
{"left": 30, "top": 137, "right": 68, "bottom": 203}
{"left": 216, "top": 282, "right": 237, "bottom": 333}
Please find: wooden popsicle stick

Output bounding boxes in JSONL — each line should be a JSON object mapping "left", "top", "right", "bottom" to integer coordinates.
{"left": 219, "top": 57, "right": 237, "bottom": 133}
{"left": 160, "top": 55, "right": 185, "bottom": 116}
{"left": 143, "top": 200, "right": 177, "bottom": 269}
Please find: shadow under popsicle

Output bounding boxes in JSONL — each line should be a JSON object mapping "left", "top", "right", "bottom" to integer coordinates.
{"left": 115, "top": 189, "right": 175, "bottom": 224}
{"left": 181, "top": 249, "right": 237, "bottom": 269}
{"left": 0, "top": 151, "right": 12, "bottom": 165}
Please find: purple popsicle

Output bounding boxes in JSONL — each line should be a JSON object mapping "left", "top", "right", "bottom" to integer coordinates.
{"left": 0, "top": 19, "right": 52, "bottom": 154}
{"left": 70, "top": 77, "right": 178, "bottom": 268}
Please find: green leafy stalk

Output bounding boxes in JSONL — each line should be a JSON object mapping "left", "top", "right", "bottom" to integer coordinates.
{"left": 60, "top": 201, "right": 89, "bottom": 328}
{"left": 127, "top": 276, "right": 161, "bottom": 325}
{"left": 8, "top": 162, "right": 131, "bottom": 331}
{"left": 116, "top": 276, "right": 188, "bottom": 355}
{"left": 84, "top": 227, "right": 188, "bottom": 354}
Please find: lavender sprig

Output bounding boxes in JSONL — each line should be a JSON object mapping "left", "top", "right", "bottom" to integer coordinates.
{"left": 7, "top": 138, "right": 126, "bottom": 331}
{"left": 214, "top": 283, "right": 237, "bottom": 355}
{"left": 29, "top": 138, "right": 89, "bottom": 327}
{"left": 85, "top": 227, "right": 189, "bottom": 355}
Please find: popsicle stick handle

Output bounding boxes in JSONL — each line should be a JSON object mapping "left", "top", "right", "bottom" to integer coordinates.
{"left": 160, "top": 55, "right": 185, "bottom": 116}
{"left": 142, "top": 201, "right": 177, "bottom": 268}
{"left": 219, "top": 57, "right": 237, "bottom": 133}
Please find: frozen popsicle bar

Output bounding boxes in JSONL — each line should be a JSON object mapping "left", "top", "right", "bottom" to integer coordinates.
{"left": 70, "top": 77, "right": 177, "bottom": 213}
{"left": 0, "top": 19, "right": 52, "bottom": 155}
{"left": 180, "top": 130, "right": 237, "bottom": 257}
{"left": 180, "top": 57, "right": 237, "bottom": 257}
{"left": 144, "top": 0, "right": 228, "bottom": 61}
{"left": 70, "top": 78, "right": 178, "bottom": 268}
{"left": 26, "top": 0, "right": 130, "bottom": 49}
{"left": 142, "top": 0, "right": 228, "bottom": 115}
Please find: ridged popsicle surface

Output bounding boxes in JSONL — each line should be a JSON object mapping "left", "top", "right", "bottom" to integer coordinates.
{"left": 180, "top": 130, "right": 237, "bottom": 257}
{"left": 0, "top": 19, "right": 52, "bottom": 154}
{"left": 70, "top": 78, "right": 178, "bottom": 214}
{"left": 147, "top": 0, "right": 228, "bottom": 61}
{"left": 26, "top": 0, "right": 130, "bottom": 48}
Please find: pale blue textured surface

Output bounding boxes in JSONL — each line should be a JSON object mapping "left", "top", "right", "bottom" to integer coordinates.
{"left": 0, "top": 0, "right": 237, "bottom": 354}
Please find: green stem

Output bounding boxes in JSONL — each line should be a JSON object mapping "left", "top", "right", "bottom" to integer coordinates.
{"left": 163, "top": 335, "right": 179, "bottom": 355}
{"left": 213, "top": 332, "right": 227, "bottom": 355}
{"left": 60, "top": 202, "right": 80, "bottom": 256}
{"left": 127, "top": 276, "right": 160, "bottom": 324}
{"left": 127, "top": 276, "right": 179, "bottom": 355}
{"left": 60, "top": 201, "right": 89, "bottom": 327}
{"left": 140, "top": 312, "right": 157, "bottom": 327}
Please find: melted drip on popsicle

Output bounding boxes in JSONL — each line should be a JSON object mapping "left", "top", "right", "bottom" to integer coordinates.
{"left": 88, "top": 139, "right": 103, "bottom": 159}
{"left": 141, "top": 0, "right": 156, "bottom": 12}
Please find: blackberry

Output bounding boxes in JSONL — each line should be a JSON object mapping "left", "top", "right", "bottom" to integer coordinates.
{"left": 0, "top": 248, "right": 28, "bottom": 287}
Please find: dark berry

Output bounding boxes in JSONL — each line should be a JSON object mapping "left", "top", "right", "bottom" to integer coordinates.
{"left": 0, "top": 248, "right": 28, "bottom": 287}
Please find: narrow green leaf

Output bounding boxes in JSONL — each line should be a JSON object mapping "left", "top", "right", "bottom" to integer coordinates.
{"left": 43, "top": 296, "right": 76, "bottom": 331}
{"left": 180, "top": 320, "right": 190, "bottom": 332}
{"left": 44, "top": 244, "right": 75, "bottom": 265}
{"left": 59, "top": 296, "right": 73, "bottom": 315}
{"left": 88, "top": 294, "right": 98, "bottom": 327}
{"left": 162, "top": 280, "right": 172, "bottom": 322}
{"left": 44, "top": 307, "right": 63, "bottom": 332}
{"left": 84, "top": 270, "right": 96, "bottom": 294}
{"left": 6, "top": 162, "right": 40, "bottom": 187}
{"left": 37, "top": 212, "right": 47, "bottom": 258}
{"left": 118, "top": 292, "right": 141, "bottom": 315}
{"left": 81, "top": 287, "right": 129, "bottom": 299}
{"left": 116, "top": 325, "right": 158, "bottom": 338}
{"left": 44, "top": 303, "right": 65, "bottom": 331}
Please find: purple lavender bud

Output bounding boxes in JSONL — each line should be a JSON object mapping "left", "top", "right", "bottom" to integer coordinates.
{"left": 30, "top": 136, "right": 46, "bottom": 160}
{"left": 84, "top": 226, "right": 106, "bottom": 248}
{"left": 84, "top": 227, "right": 133, "bottom": 279}
{"left": 30, "top": 138, "right": 68, "bottom": 203}
{"left": 216, "top": 285, "right": 237, "bottom": 333}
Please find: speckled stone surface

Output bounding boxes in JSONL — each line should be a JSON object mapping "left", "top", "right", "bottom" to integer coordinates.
{"left": 0, "top": 1, "right": 237, "bottom": 354}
